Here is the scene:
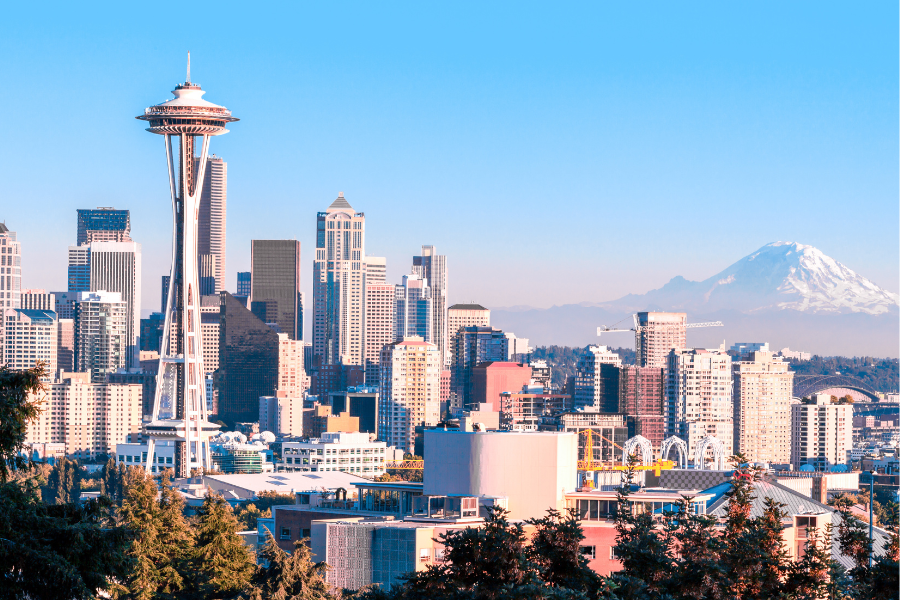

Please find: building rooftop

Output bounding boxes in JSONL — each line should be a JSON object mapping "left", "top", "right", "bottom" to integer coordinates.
{"left": 204, "top": 471, "right": 369, "bottom": 496}
{"left": 326, "top": 192, "right": 353, "bottom": 212}
{"left": 449, "top": 303, "right": 488, "bottom": 311}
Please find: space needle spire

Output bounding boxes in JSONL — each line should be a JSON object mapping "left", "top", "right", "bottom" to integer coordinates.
{"left": 136, "top": 58, "right": 238, "bottom": 477}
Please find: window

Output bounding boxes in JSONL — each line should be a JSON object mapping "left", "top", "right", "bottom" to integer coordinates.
{"left": 609, "top": 547, "right": 620, "bottom": 560}
{"left": 580, "top": 545, "right": 596, "bottom": 560}
{"left": 419, "top": 548, "right": 430, "bottom": 563}
{"left": 280, "top": 527, "right": 291, "bottom": 540}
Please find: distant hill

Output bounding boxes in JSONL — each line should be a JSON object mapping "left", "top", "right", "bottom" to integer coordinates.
{"left": 492, "top": 242, "right": 899, "bottom": 357}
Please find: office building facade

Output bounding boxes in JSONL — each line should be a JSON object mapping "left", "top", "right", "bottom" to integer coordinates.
{"left": 313, "top": 193, "right": 366, "bottom": 366}
{"left": 236, "top": 271, "right": 251, "bottom": 297}
{"left": 411, "top": 246, "right": 448, "bottom": 365}
{"left": 74, "top": 291, "right": 128, "bottom": 383}
{"left": 76, "top": 208, "right": 131, "bottom": 245}
{"left": 251, "top": 240, "right": 301, "bottom": 340}
{"left": 394, "top": 273, "right": 432, "bottom": 343}
{"left": 57, "top": 318, "right": 75, "bottom": 374}
{"left": 791, "top": 394, "right": 852, "bottom": 471}
{"left": 364, "top": 280, "right": 395, "bottom": 386}
{"left": 618, "top": 366, "right": 665, "bottom": 449}
{"left": 0, "top": 223, "right": 22, "bottom": 365}
{"left": 573, "top": 345, "right": 622, "bottom": 412}
{"left": 3, "top": 309, "right": 57, "bottom": 381}
{"left": 450, "top": 326, "right": 508, "bottom": 410}
{"left": 733, "top": 351, "right": 793, "bottom": 465}
{"left": 21, "top": 289, "right": 55, "bottom": 311}
{"left": 446, "top": 303, "right": 490, "bottom": 369}
{"left": 379, "top": 337, "right": 441, "bottom": 452}
{"left": 197, "top": 155, "right": 227, "bottom": 294}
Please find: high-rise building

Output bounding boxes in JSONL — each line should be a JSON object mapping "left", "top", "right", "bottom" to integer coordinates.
{"left": 67, "top": 241, "right": 142, "bottom": 367}
{"left": 635, "top": 312, "right": 686, "bottom": 369}
{"left": 137, "top": 61, "right": 237, "bottom": 476}
{"left": 50, "top": 291, "right": 78, "bottom": 320}
{"left": 0, "top": 223, "right": 22, "bottom": 365}
{"left": 197, "top": 155, "right": 227, "bottom": 294}
{"left": 218, "top": 292, "right": 279, "bottom": 424}
{"left": 665, "top": 348, "right": 733, "bottom": 457}
{"left": 394, "top": 273, "right": 432, "bottom": 343}
{"left": 236, "top": 271, "right": 251, "bottom": 297}
{"left": 57, "top": 318, "right": 75, "bottom": 374}
{"left": 791, "top": 394, "right": 853, "bottom": 471}
{"left": 618, "top": 366, "right": 665, "bottom": 450}
{"left": 446, "top": 303, "right": 490, "bottom": 369}
{"left": 378, "top": 337, "right": 441, "bottom": 453}
{"left": 364, "top": 256, "right": 386, "bottom": 282}
{"left": 530, "top": 360, "right": 552, "bottom": 392}
{"left": 733, "top": 351, "right": 793, "bottom": 465}
{"left": 411, "top": 246, "right": 448, "bottom": 365}
{"left": 259, "top": 390, "right": 304, "bottom": 437}
{"left": 25, "top": 372, "right": 142, "bottom": 459}
{"left": 140, "top": 312, "right": 165, "bottom": 353}
{"left": 277, "top": 332, "right": 308, "bottom": 399}
{"left": 313, "top": 193, "right": 366, "bottom": 366}
{"left": 363, "top": 280, "right": 394, "bottom": 386}
{"left": 21, "top": 289, "right": 55, "bottom": 311}
{"left": 251, "top": 240, "right": 301, "bottom": 340}
{"left": 573, "top": 345, "right": 622, "bottom": 412}
{"left": 200, "top": 295, "right": 220, "bottom": 375}
{"left": 76, "top": 208, "right": 131, "bottom": 245}
{"left": 74, "top": 291, "right": 127, "bottom": 383}
{"left": 470, "top": 362, "right": 533, "bottom": 412}
{"left": 328, "top": 388, "right": 379, "bottom": 434}
{"left": 3, "top": 309, "right": 57, "bottom": 381}
{"left": 450, "top": 326, "right": 508, "bottom": 409}
{"left": 504, "top": 332, "right": 531, "bottom": 362}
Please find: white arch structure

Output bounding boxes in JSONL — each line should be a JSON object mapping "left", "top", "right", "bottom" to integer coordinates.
{"left": 622, "top": 435, "right": 653, "bottom": 466}
{"left": 694, "top": 436, "right": 726, "bottom": 470}
{"left": 660, "top": 436, "right": 688, "bottom": 469}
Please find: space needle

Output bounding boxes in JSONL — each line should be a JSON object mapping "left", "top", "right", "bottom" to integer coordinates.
{"left": 137, "top": 54, "right": 237, "bottom": 477}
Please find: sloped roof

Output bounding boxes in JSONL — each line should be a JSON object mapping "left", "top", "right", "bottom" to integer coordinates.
{"left": 449, "top": 303, "right": 488, "bottom": 311}
{"left": 704, "top": 477, "right": 893, "bottom": 568}
{"left": 0, "top": 222, "right": 8, "bottom": 233}
{"left": 327, "top": 193, "right": 353, "bottom": 212}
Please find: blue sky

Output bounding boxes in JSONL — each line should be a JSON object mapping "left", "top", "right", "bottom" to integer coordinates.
{"left": 1, "top": 2, "right": 897, "bottom": 320}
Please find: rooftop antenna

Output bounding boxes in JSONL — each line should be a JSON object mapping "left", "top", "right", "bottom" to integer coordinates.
{"left": 186, "top": 51, "right": 191, "bottom": 83}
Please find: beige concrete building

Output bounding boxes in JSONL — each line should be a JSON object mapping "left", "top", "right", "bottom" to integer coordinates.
{"left": 197, "top": 155, "right": 227, "bottom": 294}
{"left": 3, "top": 309, "right": 57, "bottom": 382}
{"left": 446, "top": 303, "right": 490, "bottom": 368}
{"left": 277, "top": 332, "right": 308, "bottom": 398}
{"left": 363, "top": 281, "right": 395, "bottom": 386}
{"left": 791, "top": 394, "right": 853, "bottom": 470}
{"left": 733, "top": 351, "right": 793, "bottom": 464}
{"left": 260, "top": 390, "right": 304, "bottom": 437}
{"left": 25, "top": 372, "right": 142, "bottom": 459}
{"left": 636, "top": 312, "right": 686, "bottom": 369}
{"left": 379, "top": 337, "right": 442, "bottom": 453}
{"left": 200, "top": 295, "right": 220, "bottom": 374}
{"left": 665, "top": 348, "right": 733, "bottom": 456}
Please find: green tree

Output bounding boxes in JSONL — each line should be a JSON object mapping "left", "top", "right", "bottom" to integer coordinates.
{"left": 526, "top": 508, "right": 608, "bottom": 596}
{"left": 45, "top": 455, "right": 82, "bottom": 505}
{"left": 234, "top": 502, "right": 271, "bottom": 531}
{"left": 102, "top": 455, "right": 127, "bottom": 506}
{"left": 193, "top": 493, "right": 255, "bottom": 599}
{"left": 0, "top": 363, "right": 46, "bottom": 482}
{"left": 243, "top": 532, "right": 334, "bottom": 600}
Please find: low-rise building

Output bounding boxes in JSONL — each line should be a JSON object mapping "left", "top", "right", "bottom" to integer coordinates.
{"left": 281, "top": 431, "right": 387, "bottom": 476}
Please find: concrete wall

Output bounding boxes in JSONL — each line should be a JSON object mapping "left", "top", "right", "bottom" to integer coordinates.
{"left": 423, "top": 430, "right": 578, "bottom": 520}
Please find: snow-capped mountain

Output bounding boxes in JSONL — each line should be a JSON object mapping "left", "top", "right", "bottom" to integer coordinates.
{"left": 603, "top": 242, "right": 899, "bottom": 315}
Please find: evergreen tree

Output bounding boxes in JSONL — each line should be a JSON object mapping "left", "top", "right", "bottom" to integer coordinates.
{"left": 193, "top": 492, "right": 255, "bottom": 599}
{"left": 46, "top": 455, "right": 82, "bottom": 505}
{"left": 102, "top": 455, "right": 126, "bottom": 505}
{"left": 0, "top": 363, "right": 45, "bottom": 482}
{"left": 243, "top": 531, "right": 334, "bottom": 600}
{"left": 116, "top": 467, "right": 164, "bottom": 600}
{"left": 156, "top": 471, "right": 197, "bottom": 598}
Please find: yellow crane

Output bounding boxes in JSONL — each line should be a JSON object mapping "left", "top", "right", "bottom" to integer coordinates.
{"left": 577, "top": 429, "right": 674, "bottom": 475}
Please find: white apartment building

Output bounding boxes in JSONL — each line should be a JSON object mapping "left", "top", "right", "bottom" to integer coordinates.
{"left": 281, "top": 431, "right": 387, "bottom": 476}
{"left": 636, "top": 312, "right": 686, "bottom": 369}
{"left": 200, "top": 295, "right": 219, "bottom": 374}
{"left": 260, "top": 391, "right": 304, "bottom": 437}
{"left": 733, "top": 351, "right": 793, "bottom": 464}
{"left": 573, "top": 345, "right": 622, "bottom": 411}
{"left": 278, "top": 332, "right": 308, "bottom": 397}
{"left": 363, "top": 281, "right": 395, "bottom": 386}
{"left": 379, "top": 337, "right": 442, "bottom": 453}
{"left": 74, "top": 291, "right": 128, "bottom": 383}
{"left": 313, "top": 193, "right": 366, "bottom": 366}
{"left": 25, "top": 372, "right": 142, "bottom": 459}
{"left": 3, "top": 309, "right": 57, "bottom": 381}
{"left": 791, "top": 394, "right": 853, "bottom": 471}
{"left": 665, "top": 348, "right": 734, "bottom": 456}
{"left": 115, "top": 441, "right": 176, "bottom": 473}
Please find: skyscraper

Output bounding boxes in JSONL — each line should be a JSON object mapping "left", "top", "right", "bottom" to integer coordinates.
{"left": 137, "top": 58, "right": 237, "bottom": 476}
{"left": 313, "top": 193, "right": 366, "bottom": 366}
{"left": 412, "top": 246, "right": 448, "bottom": 364}
{"left": 665, "top": 348, "right": 733, "bottom": 456}
{"left": 250, "top": 240, "right": 301, "bottom": 340}
{"left": 236, "top": 271, "right": 251, "bottom": 297}
{"left": 67, "top": 241, "right": 142, "bottom": 367}
{"left": 21, "top": 289, "right": 55, "bottom": 311}
{"left": 733, "top": 351, "right": 793, "bottom": 464}
{"left": 76, "top": 208, "right": 131, "bottom": 245}
{"left": 635, "top": 312, "right": 686, "bottom": 369}
{"left": 790, "top": 395, "right": 853, "bottom": 471}
{"left": 378, "top": 337, "right": 441, "bottom": 453}
{"left": 74, "top": 291, "right": 127, "bottom": 383}
{"left": 446, "top": 303, "right": 490, "bottom": 369}
{"left": 618, "top": 366, "right": 665, "bottom": 450}
{"left": 57, "top": 318, "right": 75, "bottom": 374}
{"left": 450, "top": 326, "right": 508, "bottom": 409}
{"left": 394, "top": 273, "right": 432, "bottom": 342}
{"left": 197, "top": 155, "right": 227, "bottom": 294}
{"left": 0, "top": 223, "right": 22, "bottom": 365}
{"left": 363, "top": 280, "right": 395, "bottom": 386}
{"left": 573, "top": 345, "right": 622, "bottom": 412}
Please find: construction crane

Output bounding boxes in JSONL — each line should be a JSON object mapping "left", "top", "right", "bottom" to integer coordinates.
{"left": 597, "top": 313, "right": 724, "bottom": 337}
{"left": 384, "top": 459, "right": 424, "bottom": 470}
{"left": 577, "top": 429, "right": 673, "bottom": 475}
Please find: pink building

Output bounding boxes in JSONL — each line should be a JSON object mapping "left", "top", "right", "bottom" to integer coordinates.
{"left": 470, "top": 362, "right": 533, "bottom": 412}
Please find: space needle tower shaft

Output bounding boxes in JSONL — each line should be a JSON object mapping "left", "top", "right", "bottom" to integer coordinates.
{"left": 136, "top": 55, "right": 238, "bottom": 477}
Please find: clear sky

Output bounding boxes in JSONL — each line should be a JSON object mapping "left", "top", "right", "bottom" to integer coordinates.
{"left": 1, "top": 2, "right": 897, "bottom": 324}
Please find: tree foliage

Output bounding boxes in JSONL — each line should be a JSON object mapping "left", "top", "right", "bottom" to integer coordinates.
{"left": 45, "top": 455, "right": 82, "bottom": 505}
{"left": 0, "top": 363, "right": 46, "bottom": 482}
{"left": 194, "top": 493, "right": 255, "bottom": 599}
{"left": 243, "top": 532, "right": 333, "bottom": 600}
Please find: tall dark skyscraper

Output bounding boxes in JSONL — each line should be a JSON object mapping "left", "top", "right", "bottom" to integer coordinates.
{"left": 218, "top": 292, "right": 279, "bottom": 424}
{"left": 236, "top": 271, "right": 251, "bottom": 296}
{"left": 197, "top": 155, "right": 227, "bottom": 294}
{"left": 76, "top": 208, "right": 131, "bottom": 245}
{"left": 250, "top": 240, "right": 301, "bottom": 340}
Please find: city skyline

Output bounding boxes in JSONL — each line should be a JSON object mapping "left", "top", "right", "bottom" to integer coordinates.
{"left": 0, "top": 3, "right": 896, "bottom": 333}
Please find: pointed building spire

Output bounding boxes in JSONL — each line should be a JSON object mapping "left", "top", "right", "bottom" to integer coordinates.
{"left": 186, "top": 51, "right": 191, "bottom": 83}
